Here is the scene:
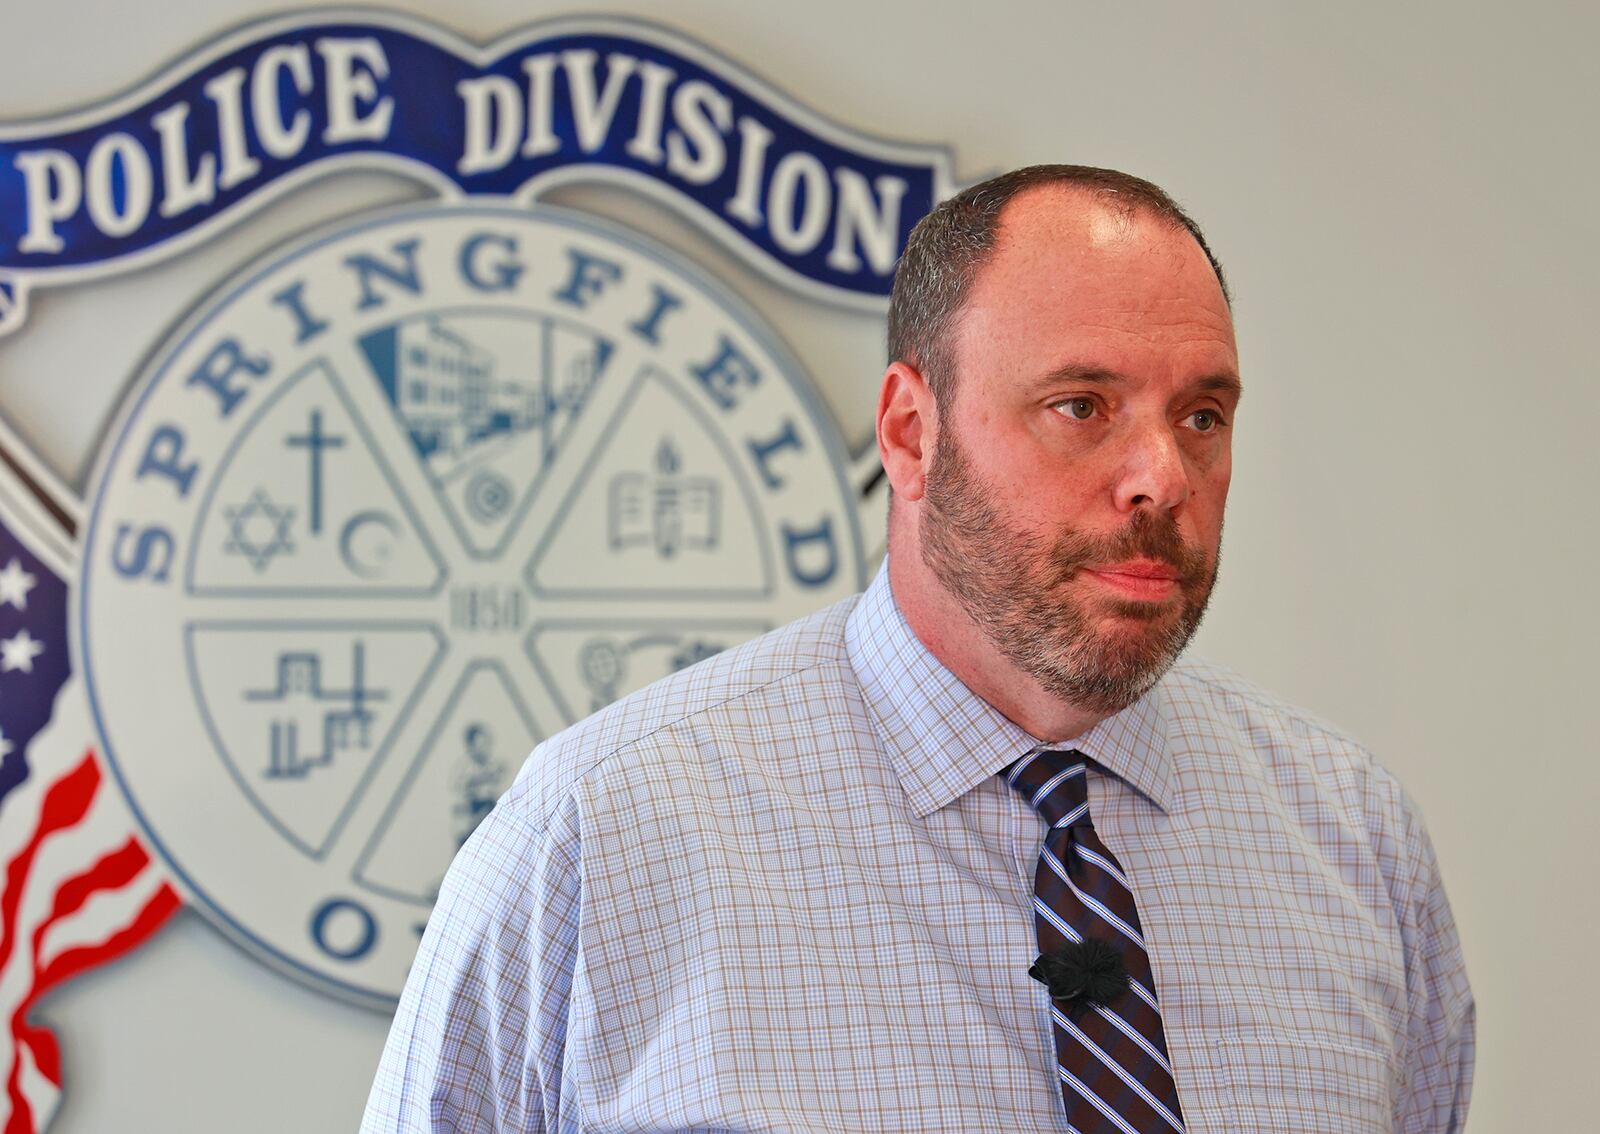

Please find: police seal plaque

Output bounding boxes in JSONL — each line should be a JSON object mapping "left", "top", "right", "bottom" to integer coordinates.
{"left": 76, "top": 201, "right": 868, "bottom": 1006}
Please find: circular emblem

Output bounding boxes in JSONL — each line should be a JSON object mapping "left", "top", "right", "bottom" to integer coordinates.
{"left": 77, "top": 202, "right": 866, "bottom": 1007}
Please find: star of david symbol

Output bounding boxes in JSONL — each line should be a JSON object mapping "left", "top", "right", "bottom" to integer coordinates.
{"left": 223, "top": 488, "right": 296, "bottom": 572}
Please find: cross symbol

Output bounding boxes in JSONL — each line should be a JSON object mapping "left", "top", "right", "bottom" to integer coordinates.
{"left": 285, "top": 409, "right": 346, "bottom": 535}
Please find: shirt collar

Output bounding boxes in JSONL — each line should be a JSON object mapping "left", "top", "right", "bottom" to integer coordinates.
{"left": 845, "top": 560, "right": 1178, "bottom": 819}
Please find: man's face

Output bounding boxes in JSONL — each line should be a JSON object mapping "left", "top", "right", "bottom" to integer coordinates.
{"left": 919, "top": 189, "right": 1240, "bottom": 715}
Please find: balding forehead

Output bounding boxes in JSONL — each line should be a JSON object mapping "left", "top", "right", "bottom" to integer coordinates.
{"left": 987, "top": 186, "right": 1228, "bottom": 305}
{"left": 885, "top": 163, "right": 1232, "bottom": 408}
{"left": 995, "top": 185, "right": 1169, "bottom": 251}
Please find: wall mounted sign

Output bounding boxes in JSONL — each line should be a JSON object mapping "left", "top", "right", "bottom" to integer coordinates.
{"left": 0, "top": 11, "right": 958, "bottom": 1131}
{"left": 0, "top": 12, "right": 953, "bottom": 331}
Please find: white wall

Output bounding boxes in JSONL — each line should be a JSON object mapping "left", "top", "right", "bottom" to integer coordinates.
{"left": 3, "top": 0, "right": 1596, "bottom": 1128}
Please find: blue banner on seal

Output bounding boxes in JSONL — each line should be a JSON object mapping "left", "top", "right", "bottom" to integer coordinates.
{"left": 0, "top": 12, "right": 955, "bottom": 331}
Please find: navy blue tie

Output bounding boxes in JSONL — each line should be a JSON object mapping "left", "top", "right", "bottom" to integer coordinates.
{"left": 1004, "top": 749, "right": 1186, "bottom": 1133}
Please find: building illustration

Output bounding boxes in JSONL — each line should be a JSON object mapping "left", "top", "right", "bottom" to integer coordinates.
{"left": 390, "top": 319, "right": 539, "bottom": 460}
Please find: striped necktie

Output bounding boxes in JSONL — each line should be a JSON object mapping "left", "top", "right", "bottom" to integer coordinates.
{"left": 1004, "top": 749, "right": 1187, "bottom": 1134}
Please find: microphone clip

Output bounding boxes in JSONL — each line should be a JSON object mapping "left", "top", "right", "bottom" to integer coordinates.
{"left": 1029, "top": 935, "right": 1130, "bottom": 1020}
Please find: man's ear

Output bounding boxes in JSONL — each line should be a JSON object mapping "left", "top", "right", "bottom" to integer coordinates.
{"left": 877, "top": 360, "right": 937, "bottom": 503}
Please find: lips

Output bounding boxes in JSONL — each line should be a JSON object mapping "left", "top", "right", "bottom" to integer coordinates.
{"left": 1090, "top": 559, "right": 1181, "bottom": 581}
{"left": 1080, "top": 560, "right": 1183, "bottom": 600}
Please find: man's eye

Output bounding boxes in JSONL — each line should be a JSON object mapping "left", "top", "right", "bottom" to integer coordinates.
{"left": 1057, "top": 398, "right": 1096, "bottom": 420}
{"left": 1188, "top": 409, "right": 1225, "bottom": 433}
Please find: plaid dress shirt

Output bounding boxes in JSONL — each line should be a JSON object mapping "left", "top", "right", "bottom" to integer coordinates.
{"left": 362, "top": 562, "right": 1474, "bottom": 1132}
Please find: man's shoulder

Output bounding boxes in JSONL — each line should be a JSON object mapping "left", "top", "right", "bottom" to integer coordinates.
{"left": 1165, "top": 654, "right": 1369, "bottom": 750}
{"left": 1162, "top": 654, "right": 1420, "bottom": 841}
{"left": 499, "top": 594, "right": 861, "bottom": 828}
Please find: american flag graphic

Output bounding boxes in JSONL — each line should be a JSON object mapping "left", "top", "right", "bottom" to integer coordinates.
{"left": 0, "top": 431, "right": 179, "bottom": 1134}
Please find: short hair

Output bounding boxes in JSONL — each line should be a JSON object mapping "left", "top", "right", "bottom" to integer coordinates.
{"left": 886, "top": 164, "right": 1230, "bottom": 405}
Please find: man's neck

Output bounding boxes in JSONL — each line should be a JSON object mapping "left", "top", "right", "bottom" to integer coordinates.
{"left": 885, "top": 546, "right": 1112, "bottom": 744}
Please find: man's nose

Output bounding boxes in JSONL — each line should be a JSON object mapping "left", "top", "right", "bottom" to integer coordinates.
{"left": 1112, "top": 422, "right": 1192, "bottom": 514}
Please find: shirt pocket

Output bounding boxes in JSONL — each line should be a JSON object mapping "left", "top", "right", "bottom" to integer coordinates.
{"left": 1218, "top": 1027, "right": 1396, "bottom": 1133}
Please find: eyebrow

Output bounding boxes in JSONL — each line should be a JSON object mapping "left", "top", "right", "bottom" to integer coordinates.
{"left": 1032, "top": 365, "right": 1244, "bottom": 403}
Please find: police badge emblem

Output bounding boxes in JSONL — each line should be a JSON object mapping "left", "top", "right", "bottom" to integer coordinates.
{"left": 1, "top": 11, "right": 957, "bottom": 1024}
{"left": 78, "top": 201, "right": 871, "bottom": 1004}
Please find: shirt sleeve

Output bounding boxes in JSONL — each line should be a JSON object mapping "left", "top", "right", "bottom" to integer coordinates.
{"left": 359, "top": 800, "right": 582, "bottom": 1133}
{"left": 1393, "top": 794, "right": 1476, "bottom": 1134}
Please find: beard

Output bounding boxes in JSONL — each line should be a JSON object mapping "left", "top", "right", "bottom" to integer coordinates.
{"left": 919, "top": 424, "right": 1219, "bottom": 717}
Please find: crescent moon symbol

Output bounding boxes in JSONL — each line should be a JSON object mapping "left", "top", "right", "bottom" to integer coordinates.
{"left": 340, "top": 510, "right": 401, "bottom": 579}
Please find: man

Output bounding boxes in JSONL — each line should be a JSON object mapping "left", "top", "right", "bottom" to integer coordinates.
{"left": 361, "top": 165, "right": 1475, "bottom": 1132}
